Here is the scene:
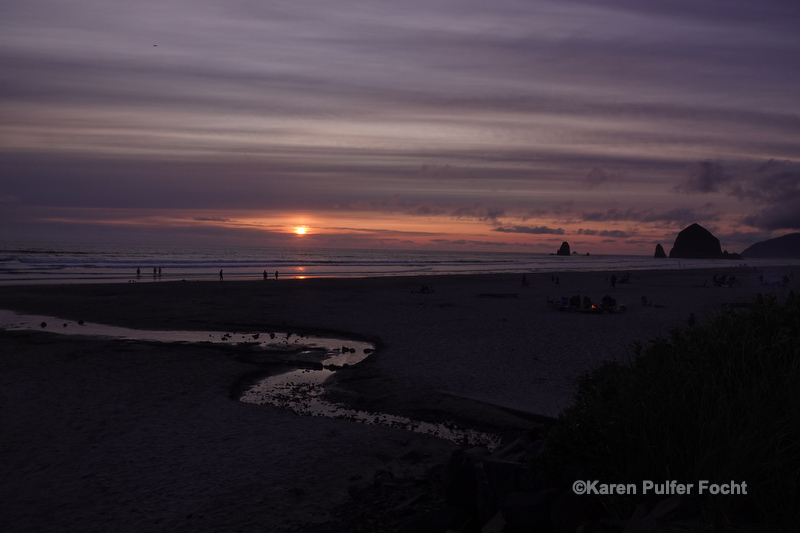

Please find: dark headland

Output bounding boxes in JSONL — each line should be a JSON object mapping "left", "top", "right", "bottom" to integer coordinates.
{"left": 742, "top": 232, "right": 800, "bottom": 259}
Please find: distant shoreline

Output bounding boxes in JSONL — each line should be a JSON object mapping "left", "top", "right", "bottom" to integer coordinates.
{"left": 4, "top": 241, "right": 799, "bottom": 286}
{"left": 2, "top": 258, "right": 799, "bottom": 287}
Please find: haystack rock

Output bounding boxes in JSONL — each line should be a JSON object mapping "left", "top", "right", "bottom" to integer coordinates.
{"left": 556, "top": 242, "right": 571, "bottom": 256}
{"left": 742, "top": 233, "right": 800, "bottom": 259}
{"left": 654, "top": 244, "right": 667, "bottom": 258}
{"left": 669, "top": 223, "right": 722, "bottom": 259}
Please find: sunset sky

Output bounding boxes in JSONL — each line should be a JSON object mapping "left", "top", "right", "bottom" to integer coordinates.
{"left": 2, "top": 0, "right": 799, "bottom": 254}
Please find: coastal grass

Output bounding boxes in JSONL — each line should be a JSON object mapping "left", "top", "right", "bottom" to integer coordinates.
{"left": 542, "top": 292, "right": 800, "bottom": 530}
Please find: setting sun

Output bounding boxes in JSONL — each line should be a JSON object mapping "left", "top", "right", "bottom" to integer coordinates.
{"left": 295, "top": 226, "right": 308, "bottom": 235}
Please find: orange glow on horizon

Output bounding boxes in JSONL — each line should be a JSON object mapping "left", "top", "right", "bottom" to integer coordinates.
{"left": 37, "top": 207, "right": 743, "bottom": 256}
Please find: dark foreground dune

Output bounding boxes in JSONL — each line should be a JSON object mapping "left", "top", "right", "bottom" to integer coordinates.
{"left": 0, "top": 267, "right": 793, "bottom": 531}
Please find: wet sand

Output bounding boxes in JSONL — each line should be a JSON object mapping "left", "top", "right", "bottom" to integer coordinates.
{"left": 0, "top": 267, "right": 792, "bottom": 531}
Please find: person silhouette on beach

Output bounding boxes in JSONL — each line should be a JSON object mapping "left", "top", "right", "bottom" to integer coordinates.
{"left": 219, "top": 270, "right": 223, "bottom": 281}
{"left": 136, "top": 268, "right": 140, "bottom": 278}
{"left": 275, "top": 271, "right": 279, "bottom": 280}
{"left": 158, "top": 267, "right": 162, "bottom": 277}
{"left": 263, "top": 270, "right": 268, "bottom": 280}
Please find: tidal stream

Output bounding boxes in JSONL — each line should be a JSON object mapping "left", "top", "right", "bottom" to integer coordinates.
{"left": 1, "top": 309, "right": 500, "bottom": 448}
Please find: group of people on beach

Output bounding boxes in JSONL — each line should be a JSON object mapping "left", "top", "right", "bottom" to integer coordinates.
{"left": 136, "top": 267, "right": 161, "bottom": 278}
{"left": 218, "top": 270, "right": 280, "bottom": 281}
{"left": 710, "top": 274, "right": 740, "bottom": 287}
{"left": 549, "top": 293, "right": 619, "bottom": 312}
{"left": 608, "top": 273, "right": 631, "bottom": 288}
{"left": 756, "top": 273, "right": 792, "bottom": 287}
{"left": 135, "top": 268, "right": 282, "bottom": 281}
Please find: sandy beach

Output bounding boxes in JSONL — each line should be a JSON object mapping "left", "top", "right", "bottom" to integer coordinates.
{"left": 0, "top": 266, "right": 793, "bottom": 532}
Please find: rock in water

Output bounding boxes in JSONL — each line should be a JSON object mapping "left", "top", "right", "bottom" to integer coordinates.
{"left": 556, "top": 242, "right": 571, "bottom": 256}
{"left": 654, "top": 243, "right": 667, "bottom": 258}
{"left": 669, "top": 223, "right": 722, "bottom": 259}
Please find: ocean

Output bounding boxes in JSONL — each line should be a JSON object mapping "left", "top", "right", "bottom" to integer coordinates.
{"left": 0, "top": 242, "right": 793, "bottom": 285}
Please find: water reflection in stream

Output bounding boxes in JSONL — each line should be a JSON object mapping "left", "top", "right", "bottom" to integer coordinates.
{"left": 1, "top": 309, "right": 500, "bottom": 448}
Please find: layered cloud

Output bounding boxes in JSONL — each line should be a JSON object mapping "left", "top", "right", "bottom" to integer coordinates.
{"left": 579, "top": 206, "right": 720, "bottom": 226}
{"left": 673, "top": 161, "right": 732, "bottom": 194}
{"left": 576, "top": 229, "right": 630, "bottom": 239}
{"left": 671, "top": 159, "right": 800, "bottom": 230}
{"left": 1, "top": 0, "right": 799, "bottom": 250}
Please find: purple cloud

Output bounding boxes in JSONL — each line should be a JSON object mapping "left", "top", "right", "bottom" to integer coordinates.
{"left": 673, "top": 161, "right": 732, "bottom": 194}
{"left": 584, "top": 168, "right": 615, "bottom": 188}
{"left": 451, "top": 203, "right": 506, "bottom": 222}
{"left": 493, "top": 225, "right": 565, "bottom": 235}
{"left": 580, "top": 206, "right": 719, "bottom": 225}
{"left": 577, "top": 229, "right": 630, "bottom": 238}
